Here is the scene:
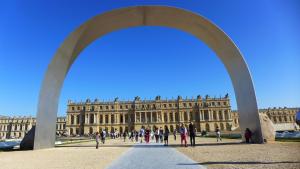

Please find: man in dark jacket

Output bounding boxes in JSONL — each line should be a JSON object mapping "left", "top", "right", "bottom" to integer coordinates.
{"left": 188, "top": 121, "right": 196, "bottom": 146}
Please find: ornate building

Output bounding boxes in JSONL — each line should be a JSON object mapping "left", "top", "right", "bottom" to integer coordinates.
{"left": 0, "top": 116, "right": 66, "bottom": 139}
{"left": 231, "top": 107, "right": 299, "bottom": 131}
{"left": 66, "top": 95, "right": 232, "bottom": 135}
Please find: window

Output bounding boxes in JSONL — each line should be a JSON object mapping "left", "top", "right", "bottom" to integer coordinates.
{"left": 77, "top": 106, "right": 80, "bottom": 110}
{"left": 164, "top": 104, "right": 167, "bottom": 108}
{"left": 189, "top": 103, "right": 192, "bottom": 107}
{"left": 120, "top": 105, "right": 123, "bottom": 109}
{"left": 111, "top": 105, "right": 114, "bottom": 109}
{"left": 223, "top": 102, "right": 227, "bottom": 106}
{"left": 169, "top": 104, "right": 172, "bottom": 107}
{"left": 72, "top": 107, "right": 75, "bottom": 111}
{"left": 183, "top": 103, "right": 186, "bottom": 107}
{"left": 106, "top": 106, "right": 109, "bottom": 110}
{"left": 100, "top": 106, "right": 103, "bottom": 110}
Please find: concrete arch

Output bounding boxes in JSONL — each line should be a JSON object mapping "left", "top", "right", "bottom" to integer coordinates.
{"left": 34, "top": 6, "right": 263, "bottom": 149}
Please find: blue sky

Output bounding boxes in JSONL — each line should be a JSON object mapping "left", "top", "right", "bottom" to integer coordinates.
{"left": 0, "top": 0, "right": 299, "bottom": 116}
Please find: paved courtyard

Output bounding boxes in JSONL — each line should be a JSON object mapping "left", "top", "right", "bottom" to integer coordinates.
{"left": 0, "top": 137, "right": 299, "bottom": 169}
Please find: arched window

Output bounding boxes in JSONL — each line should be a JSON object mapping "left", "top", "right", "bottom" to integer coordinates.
{"left": 226, "top": 123, "right": 231, "bottom": 131}
{"left": 170, "top": 125, "right": 174, "bottom": 132}
{"left": 89, "top": 127, "right": 93, "bottom": 134}
{"left": 220, "top": 123, "right": 224, "bottom": 130}
{"left": 214, "top": 123, "right": 218, "bottom": 131}
{"left": 205, "top": 123, "right": 210, "bottom": 131}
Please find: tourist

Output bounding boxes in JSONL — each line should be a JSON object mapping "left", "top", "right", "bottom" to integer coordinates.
{"left": 130, "top": 130, "right": 134, "bottom": 142}
{"left": 180, "top": 123, "right": 188, "bottom": 147}
{"left": 101, "top": 129, "right": 106, "bottom": 144}
{"left": 215, "top": 126, "right": 222, "bottom": 142}
{"left": 155, "top": 128, "right": 159, "bottom": 143}
{"left": 189, "top": 121, "right": 196, "bottom": 146}
{"left": 135, "top": 130, "right": 139, "bottom": 142}
{"left": 123, "top": 131, "right": 127, "bottom": 142}
{"left": 95, "top": 132, "right": 99, "bottom": 149}
{"left": 164, "top": 125, "right": 170, "bottom": 146}
{"left": 173, "top": 129, "right": 177, "bottom": 141}
{"left": 245, "top": 128, "right": 252, "bottom": 143}
{"left": 139, "top": 127, "right": 145, "bottom": 143}
{"left": 150, "top": 130, "right": 154, "bottom": 141}
{"left": 145, "top": 127, "right": 150, "bottom": 143}
{"left": 159, "top": 127, "right": 164, "bottom": 143}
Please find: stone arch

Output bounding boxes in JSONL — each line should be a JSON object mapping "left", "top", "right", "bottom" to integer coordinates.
{"left": 220, "top": 123, "right": 224, "bottom": 130}
{"left": 214, "top": 123, "right": 219, "bottom": 131}
{"left": 226, "top": 123, "right": 231, "bottom": 131}
{"left": 170, "top": 125, "right": 174, "bottom": 132}
{"left": 34, "top": 6, "right": 263, "bottom": 149}
{"left": 89, "top": 127, "right": 93, "bottom": 134}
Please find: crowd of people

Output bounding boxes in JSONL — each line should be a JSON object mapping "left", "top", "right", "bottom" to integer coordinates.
{"left": 95, "top": 122, "right": 253, "bottom": 149}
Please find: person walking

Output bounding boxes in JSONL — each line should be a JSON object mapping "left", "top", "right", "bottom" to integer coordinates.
{"left": 159, "top": 127, "right": 164, "bottom": 143}
{"left": 135, "top": 130, "right": 139, "bottom": 142}
{"left": 164, "top": 125, "right": 170, "bottom": 146}
{"left": 215, "top": 126, "right": 222, "bottom": 142}
{"left": 155, "top": 128, "right": 159, "bottom": 143}
{"left": 123, "top": 131, "right": 127, "bottom": 142}
{"left": 145, "top": 127, "right": 150, "bottom": 143}
{"left": 245, "top": 128, "right": 252, "bottom": 143}
{"left": 139, "top": 127, "right": 145, "bottom": 143}
{"left": 180, "top": 123, "right": 188, "bottom": 147}
{"left": 95, "top": 132, "right": 99, "bottom": 149}
{"left": 173, "top": 129, "right": 177, "bottom": 141}
{"left": 101, "top": 129, "right": 106, "bottom": 144}
{"left": 188, "top": 121, "right": 196, "bottom": 146}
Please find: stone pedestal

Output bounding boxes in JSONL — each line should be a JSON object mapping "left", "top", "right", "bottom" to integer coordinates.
{"left": 259, "top": 113, "right": 275, "bottom": 142}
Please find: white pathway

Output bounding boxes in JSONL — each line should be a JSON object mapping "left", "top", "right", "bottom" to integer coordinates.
{"left": 106, "top": 143, "right": 206, "bottom": 169}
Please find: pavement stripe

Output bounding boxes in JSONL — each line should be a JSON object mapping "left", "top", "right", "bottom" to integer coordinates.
{"left": 105, "top": 143, "right": 206, "bottom": 169}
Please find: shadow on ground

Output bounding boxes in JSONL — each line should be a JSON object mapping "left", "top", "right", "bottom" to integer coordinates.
{"left": 56, "top": 142, "right": 242, "bottom": 148}
{"left": 177, "top": 161, "right": 300, "bottom": 165}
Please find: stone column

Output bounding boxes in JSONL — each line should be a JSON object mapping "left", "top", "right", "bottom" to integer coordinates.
{"left": 74, "top": 115, "right": 77, "bottom": 125}
{"left": 139, "top": 112, "right": 142, "bottom": 123}
{"left": 150, "top": 112, "right": 153, "bottom": 122}
{"left": 109, "top": 114, "right": 111, "bottom": 124}
{"left": 222, "top": 110, "right": 226, "bottom": 120}
{"left": 208, "top": 110, "right": 212, "bottom": 121}
{"left": 187, "top": 111, "right": 190, "bottom": 121}
{"left": 79, "top": 114, "right": 82, "bottom": 125}
{"left": 173, "top": 112, "right": 175, "bottom": 123}
{"left": 144, "top": 112, "right": 147, "bottom": 122}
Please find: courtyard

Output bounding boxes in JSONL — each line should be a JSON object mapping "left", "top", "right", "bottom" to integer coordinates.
{"left": 0, "top": 137, "right": 299, "bottom": 169}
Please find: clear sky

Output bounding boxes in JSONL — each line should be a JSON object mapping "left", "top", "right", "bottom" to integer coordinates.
{"left": 0, "top": 0, "right": 299, "bottom": 117}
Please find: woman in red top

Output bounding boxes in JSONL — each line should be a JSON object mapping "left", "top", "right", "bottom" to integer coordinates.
{"left": 145, "top": 127, "right": 150, "bottom": 143}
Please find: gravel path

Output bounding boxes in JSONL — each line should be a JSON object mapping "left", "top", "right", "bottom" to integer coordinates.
{"left": 106, "top": 142, "right": 206, "bottom": 169}
{"left": 175, "top": 137, "right": 300, "bottom": 169}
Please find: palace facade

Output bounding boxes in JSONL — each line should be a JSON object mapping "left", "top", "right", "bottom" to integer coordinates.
{"left": 231, "top": 107, "right": 299, "bottom": 130}
{"left": 0, "top": 116, "right": 66, "bottom": 139}
{"left": 66, "top": 95, "right": 233, "bottom": 135}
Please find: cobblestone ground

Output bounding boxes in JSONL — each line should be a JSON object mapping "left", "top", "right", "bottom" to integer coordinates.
{"left": 0, "top": 137, "right": 299, "bottom": 169}
{"left": 0, "top": 138, "right": 133, "bottom": 169}
{"left": 172, "top": 137, "right": 300, "bottom": 169}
